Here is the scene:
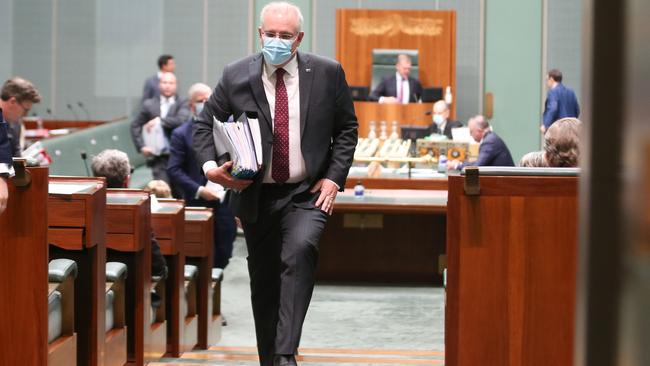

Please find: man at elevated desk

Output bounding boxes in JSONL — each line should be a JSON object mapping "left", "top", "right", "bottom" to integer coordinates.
{"left": 369, "top": 54, "right": 422, "bottom": 104}
{"left": 428, "top": 100, "right": 462, "bottom": 139}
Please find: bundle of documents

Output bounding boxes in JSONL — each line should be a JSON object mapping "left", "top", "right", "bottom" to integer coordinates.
{"left": 142, "top": 120, "right": 168, "bottom": 156}
{"left": 212, "top": 113, "right": 262, "bottom": 179}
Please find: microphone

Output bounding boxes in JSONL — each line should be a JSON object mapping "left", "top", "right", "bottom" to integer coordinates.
{"left": 66, "top": 103, "right": 79, "bottom": 120}
{"left": 80, "top": 150, "right": 90, "bottom": 176}
{"left": 77, "top": 101, "right": 91, "bottom": 120}
{"left": 424, "top": 111, "right": 432, "bottom": 116}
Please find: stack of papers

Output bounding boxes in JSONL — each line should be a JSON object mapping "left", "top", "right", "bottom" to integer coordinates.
{"left": 142, "top": 121, "right": 168, "bottom": 156}
{"left": 212, "top": 113, "right": 262, "bottom": 179}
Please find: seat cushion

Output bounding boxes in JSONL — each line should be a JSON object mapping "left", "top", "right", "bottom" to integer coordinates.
{"left": 129, "top": 165, "right": 153, "bottom": 189}
{"left": 105, "top": 289, "right": 115, "bottom": 332}
{"left": 184, "top": 265, "right": 198, "bottom": 281}
{"left": 48, "top": 291, "right": 63, "bottom": 343}
{"left": 211, "top": 268, "right": 224, "bottom": 282}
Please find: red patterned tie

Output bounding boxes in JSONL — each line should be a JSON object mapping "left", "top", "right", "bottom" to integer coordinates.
{"left": 272, "top": 68, "right": 290, "bottom": 183}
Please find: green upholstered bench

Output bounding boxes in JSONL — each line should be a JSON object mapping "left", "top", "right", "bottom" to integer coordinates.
{"left": 40, "top": 120, "right": 153, "bottom": 188}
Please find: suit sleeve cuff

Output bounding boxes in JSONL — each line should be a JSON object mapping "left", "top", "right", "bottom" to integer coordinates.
{"left": 0, "top": 163, "right": 15, "bottom": 177}
{"left": 325, "top": 178, "right": 340, "bottom": 190}
{"left": 195, "top": 186, "right": 204, "bottom": 200}
{"left": 202, "top": 160, "right": 218, "bottom": 175}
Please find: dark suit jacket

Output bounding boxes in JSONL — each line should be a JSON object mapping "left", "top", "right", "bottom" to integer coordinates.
{"left": 369, "top": 74, "right": 423, "bottom": 103}
{"left": 0, "top": 109, "right": 12, "bottom": 165}
{"left": 429, "top": 119, "right": 463, "bottom": 140}
{"left": 476, "top": 131, "right": 515, "bottom": 167}
{"left": 542, "top": 83, "right": 580, "bottom": 128}
{"left": 141, "top": 74, "right": 160, "bottom": 104}
{"left": 131, "top": 95, "right": 191, "bottom": 152}
{"left": 168, "top": 118, "right": 208, "bottom": 202}
{"left": 193, "top": 51, "right": 358, "bottom": 222}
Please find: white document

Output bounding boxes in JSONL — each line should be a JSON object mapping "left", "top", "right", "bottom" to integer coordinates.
{"left": 49, "top": 183, "right": 92, "bottom": 195}
{"left": 451, "top": 127, "right": 473, "bottom": 143}
{"left": 205, "top": 181, "right": 226, "bottom": 202}
{"left": 212, "top": 113, "right": 263, "bottom": 179}
{"left": 142, "top": 121, "right": 168, "bottom": 156}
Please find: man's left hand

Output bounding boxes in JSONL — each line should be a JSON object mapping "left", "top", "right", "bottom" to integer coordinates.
{"left": 311, "top": 179, "right": 338, "bottom": 215}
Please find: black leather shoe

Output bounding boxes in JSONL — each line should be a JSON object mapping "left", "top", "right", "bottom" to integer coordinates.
{"left": 273, "top": 354, "right": 297, "bottom": 366}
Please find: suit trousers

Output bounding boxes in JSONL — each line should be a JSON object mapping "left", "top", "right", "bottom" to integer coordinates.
{"left": 242, "top": 184, "right": 328, "bottom": 366}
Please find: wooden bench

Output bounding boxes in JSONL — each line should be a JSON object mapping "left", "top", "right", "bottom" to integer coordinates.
{"left": 48, "top": 176, "right": 107, "bottom": 366}
{"left": 445, "top": 167, "right": 579, "bottom": 366}
{"left": 183, "top": 207, "right": 223, "bottom": 348}
{"left": 106, "top": 189, "right": 161, "bottom": 365}
{"left": 0, "top": 162, "right": 79, "bottom": 365}
{"left": 150, "top": 198, "right": 186, "bottom": 357}
{"left": 318, "top": 188, "right": 447, "bottom": 283}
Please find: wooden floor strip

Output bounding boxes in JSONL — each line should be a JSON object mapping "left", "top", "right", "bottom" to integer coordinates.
{"left": 178, "top": 352, "right": 443, "bottom": 365}
{"left": 209, "top": 345, "right": 445, "bottom": 357}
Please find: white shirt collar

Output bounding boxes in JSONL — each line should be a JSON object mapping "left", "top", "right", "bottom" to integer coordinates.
{"left": 161, "top": 95, "right": 175, "bottom": 103}
{"left": 263, "top": 53, "right": 299, "bottom": 78}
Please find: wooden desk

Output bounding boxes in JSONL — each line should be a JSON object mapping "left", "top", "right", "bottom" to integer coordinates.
{"left": 106, "top": 189, "right": 157, "bottom": 365}
{"left": 317, "top": 189, "right": 447, "bottom": 283}
{"left": 345, "top": 176, "right": 448, "bottom": 190}
{"left": 445, "top": 174, "right": 578, "bottom": 366}
{"left": 184, "top": 207, "right": 222, "bottom": 349}
{"left": 48, "top": 176, "right": 106, "bottom": 366}
{"left": 151, "top": 199, "right": 185, "bottom": 357}
{"left": 354, "top": 101, "right": 433, "bottom": 138}
{"left": 0, "top": 166, "right": 66, "bottom": 365}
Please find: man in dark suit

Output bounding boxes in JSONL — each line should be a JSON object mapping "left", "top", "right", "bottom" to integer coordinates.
{"left": 428, "top": 100, "right": 462, "bottom": 139}
{"left": 0, "top": 109, "right": 14, "bottom": 214}
{"left": 167, "top": 83, "right": 236, "bottom": 269}
{"left": 0, "top": 77, "right": 42, "bottom": 157}
{"left": 449, "top": 115, "right": 514, "bottom": 169}
{"left": 193, "top": 3, "right": 357, "bottom": 365}
{"left": 141, "top": 54, "right": 175, "bottom": 104}
{"left": 131, "top": 72, "right": 190, "bottom": 184}
{"left": 369, "top": 54, "right": 423, "bottom": 104}
{"left": 541, "top": 69, "right": 580, "bottom": 133}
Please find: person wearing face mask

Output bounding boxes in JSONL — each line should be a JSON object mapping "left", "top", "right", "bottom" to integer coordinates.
{"left": 167, "top": 83, "right": 236, "bottom": 270}
{"left": 428, "top": 100, "right": 462, "bottom": 139}
{"left": 193, "top": 2, "right": 357, "bottom": 365}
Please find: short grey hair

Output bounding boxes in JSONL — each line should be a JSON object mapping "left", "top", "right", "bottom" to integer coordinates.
{"left": 91, "top": 149, "right": 131, "bottom": 188}
{"left": 471, "top": 115, "right": 490, "bottom": 130}
{"left": 260, "top": 1, "right": 304, "bottom": 33}
{"left": 187, "top": 83, "right": 212, "bottom": 100}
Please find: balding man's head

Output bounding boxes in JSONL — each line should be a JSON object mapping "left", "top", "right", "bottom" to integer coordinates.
{"left": 188, "top": 83, "right": 212, "bottom": 116}
{"left": 468, "top": 115, "right": 490, "bottom": 143}
{"left": 396, "top": 54, "right": 412, "bottom": 79}
{"left": 258, "top": 2, "right": 305, "bottom": 66}
{"left": 159, "top": 72, "right": 177, "bottom": 98}
{"left": 260, "top": 1, "right": 303, "bottom": 33}
{"left": 432, "top": 100, "right": 450, "bottom": 125}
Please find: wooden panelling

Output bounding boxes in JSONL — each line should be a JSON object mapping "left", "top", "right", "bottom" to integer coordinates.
{"left": 337, "top": 9, "right": 456, "bottom": 116}
{"left": 49, "top": 227, "right": 85, "bottom": 250}
{"left": 104, "top": 328, "right": 128, "bottom": 366}
{"left": 106, "top": 233, "right": 136, "bottom": 252}
{"left": 48, "top": 198, "right": 85, "bottom": 227}
{"left": 47, "top": 335, "right": 78, "bottom": 366}
{"left": 354, "top": 101, "right": 433, "bottom": 138}
{"left": 445, "top": 175, "right": 578, "bottom": 366}
{"left": 157, "top": 238, "right": 175, "bottom": 256}
{"left": 106, "top": 207, "right": 135, "bottom": 234}
{"left": 0, "top": 166, "right": 49, "bottom": 365}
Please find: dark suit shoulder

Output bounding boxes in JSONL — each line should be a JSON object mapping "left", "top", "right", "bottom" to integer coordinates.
{"left": 300, "top": 52, "right": 341, "bottom": 69}
{"left": 449, "top": 120, "right": 463, "bottom": 128}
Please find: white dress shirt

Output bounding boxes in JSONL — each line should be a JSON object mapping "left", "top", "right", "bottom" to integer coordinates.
{"left": 395, "top": 72, "right": 410, "bottom": 104}
{"left": 260, "top": 56, "right": 307, "bottom": 183}
{"left": 160, "top": 95, "right": 175, "bottom": 118}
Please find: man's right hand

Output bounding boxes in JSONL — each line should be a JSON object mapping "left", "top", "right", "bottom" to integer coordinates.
{"left": 0, "top": 177, "right": 8, "bottom": 215}
{"left": 205, "top": 161, "right": 253, "bottom": 191}
{"left": 199, "top": 187, "right": 219, "bottom": 201}
{"left": 141, "top": 146, "right": 155, "bottom": 157}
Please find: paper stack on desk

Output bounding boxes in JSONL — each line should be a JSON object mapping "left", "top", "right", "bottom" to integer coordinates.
{"left": 212, "top": 113, "right": 262, "bottom": 179}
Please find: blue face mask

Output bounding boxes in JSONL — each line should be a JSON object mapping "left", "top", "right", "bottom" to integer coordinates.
{"left": 433, "top": 114, "right": 445, "bottom": 126}
{"left": 195, "top": 102, "right": 204, "bottom": 116}
{"left": 262, "top": 36, "right": 294, "bottom": 65}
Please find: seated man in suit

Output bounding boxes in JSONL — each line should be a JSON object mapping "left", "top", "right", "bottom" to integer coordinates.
{"left": 167, "top": 83, "right": 236, "bottom": 269}
{"left": 449, "top": 115, "right": 515, "bottom": 169}
{"left": 428, "top": 100, "right": 462, "bottom": 139}
{"left": 141, "top": 54, "right": 175, "bottom": 104}
{"left": 131, "top": 72, "right": 190, "bottom": 184}
{"left": 369, "top": 54, "right": 423, "bottom": 104}
{"left": 91, "top": 149, "right": 167, "bottom": 278}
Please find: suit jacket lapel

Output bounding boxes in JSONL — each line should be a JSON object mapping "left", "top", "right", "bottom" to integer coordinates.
{"left": 298, "top": 52, "right": 313, "bottom": 139}
{"left": 249, "top": 54, "right": 272, "bottom": 131}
